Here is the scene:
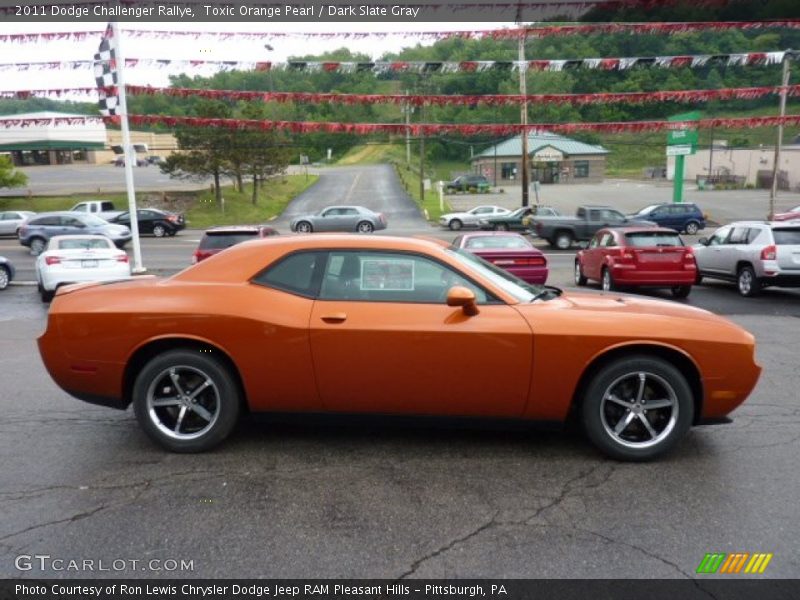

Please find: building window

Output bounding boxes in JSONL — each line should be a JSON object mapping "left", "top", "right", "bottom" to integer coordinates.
{"left": 72, "top": 150, "right": 87, "bottom": 161}
{"left": 501, "top": 162, "right": 517, "bottom": 180}
{"left": 574, "top": 160, "right": 590, "bottom": 178}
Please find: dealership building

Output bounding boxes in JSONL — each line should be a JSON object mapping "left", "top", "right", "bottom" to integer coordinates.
{"left": 0, "top": 111, "right": 175, "bottom": 166}
{"left": 471, "top": 132, "right": 609, "bottom": 185}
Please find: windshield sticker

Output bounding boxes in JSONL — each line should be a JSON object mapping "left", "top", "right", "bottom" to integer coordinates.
{"left": 360, "top": 259, "right": 415, "bottom": 291}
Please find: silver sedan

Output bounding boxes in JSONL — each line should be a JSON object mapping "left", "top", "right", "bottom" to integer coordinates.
{"left": 289, "top": 205, "right": 388, "bottom": 234}
{"left": 0, "top": 210, "right": 35, "bottom": 236}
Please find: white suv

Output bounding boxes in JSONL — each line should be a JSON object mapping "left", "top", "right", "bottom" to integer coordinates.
{"left": 693, "top": 221, "right": 800, "bottom": 297}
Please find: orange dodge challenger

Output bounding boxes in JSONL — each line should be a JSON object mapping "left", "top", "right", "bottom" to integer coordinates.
{"left": 38, "top": 235, "right": 761, "bottom": 460}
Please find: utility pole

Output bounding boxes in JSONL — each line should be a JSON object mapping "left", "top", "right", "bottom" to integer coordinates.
{"left": 419, "top": 90, "right": 425, "bottom": 205}
{"left": 518, "top": 27, "right": 530, "bottom": 207}
{"left": 769, "top": 56, "right": 791, "bottom": 220}
{"left": 405, "top": 89, "right": 411, "bottom": 166}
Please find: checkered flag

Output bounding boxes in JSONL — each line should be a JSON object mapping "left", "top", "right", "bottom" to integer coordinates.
{"left": 93, "top": 23, "right": 118, "bottom": 116}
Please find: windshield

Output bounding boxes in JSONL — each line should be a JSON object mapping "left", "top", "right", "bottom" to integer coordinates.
{"left": 82, "top": 215, "right": 107, "bottom": 226}
{"left": 59, "top": 238, "right": 111, "bottom": 250}
{"left": 635, "top": 204, "right": 660, "bottom": 215}
{"left": 446, "top": 247, "right": 540, "bottom": 302}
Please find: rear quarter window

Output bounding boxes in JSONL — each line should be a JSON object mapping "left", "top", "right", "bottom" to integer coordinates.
{"left": 252, "top": 251, "right": 324, "bottom": 298}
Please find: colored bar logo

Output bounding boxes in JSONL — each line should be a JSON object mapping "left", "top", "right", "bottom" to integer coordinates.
{"left": 696, "top": 553, "right": 773, "bottom": 574}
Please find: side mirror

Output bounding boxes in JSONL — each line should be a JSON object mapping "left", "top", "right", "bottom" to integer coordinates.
{"left": 698, "top": 237, "right": 709, "bottom": 246}
{"left": 446, "top": 286, "right": 479, "bottom": 317}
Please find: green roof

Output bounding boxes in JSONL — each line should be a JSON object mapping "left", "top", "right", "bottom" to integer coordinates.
{"left": 473, "top": 133, "right": 609, "bottom": 160}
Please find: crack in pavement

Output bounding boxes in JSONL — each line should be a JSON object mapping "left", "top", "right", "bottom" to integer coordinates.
{"left": 394, "top": 462, "right": 616, "bottom": 579}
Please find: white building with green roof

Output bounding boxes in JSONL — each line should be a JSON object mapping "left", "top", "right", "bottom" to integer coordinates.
{"left": 471, "top": 132, "right": 609, "bottom": 186}
{"left": 0, "top": 112, "right": 106, "bottom": 166}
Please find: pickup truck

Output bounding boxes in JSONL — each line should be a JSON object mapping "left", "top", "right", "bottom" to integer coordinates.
{"left": 69, "top": 200, "right": 124, "bottom": 222}
{"left": 530, "top": 205, "right": 656, "bottom": 249}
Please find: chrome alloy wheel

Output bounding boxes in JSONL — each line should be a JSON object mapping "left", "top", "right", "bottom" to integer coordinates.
{"left": 146, "top": 365, "right": 221, "bottom": 441}
{"left": 600, "top": 371, "right": 678, "bottom": 449}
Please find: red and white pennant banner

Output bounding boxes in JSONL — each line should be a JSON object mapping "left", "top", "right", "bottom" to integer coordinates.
{"left": 2, "top": 20, "right": 799, "bottom": 44}
{"left": 6, "top": 84, "right": 800, "bottom": 107}
{"left": 0, "top": 51, "right": 792, "bottom": 73}
{"left": 3, "top": 114, "right": 800, "bottom": 136}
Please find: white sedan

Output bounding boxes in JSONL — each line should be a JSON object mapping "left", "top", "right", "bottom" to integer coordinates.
{"left": 439, "top": 205, "right": 511, "bottom": 231}
{"left": 36, "top": 235, "right": 131, "bottom": 302}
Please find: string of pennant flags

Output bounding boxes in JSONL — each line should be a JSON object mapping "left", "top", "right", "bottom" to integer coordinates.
{"left": 6, "top": 83, "right": 800, "bottom": 107}
{"left": 2, "top": 114, "right": 800, "bottom": 136}
{"left": 2, "top": 51, "right": 795, "bottom": 74}
{"left": 2, "top": 19, "right": 800, "bottom": 45}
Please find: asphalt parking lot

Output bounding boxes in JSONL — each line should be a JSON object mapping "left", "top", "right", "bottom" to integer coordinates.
{"left": 1, "top": 227, "right": 799, "bottom": 579}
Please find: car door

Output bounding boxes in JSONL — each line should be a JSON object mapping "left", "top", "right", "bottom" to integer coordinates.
{"left": 137, "top": 210, "right": 156, "bottom": 234}
{"left": 309, "top": 250, "right": 532, "bottom": 417}
{"left": 583, "top": 231, "right": 609, "bottom": 279}
{"left": 58, "top": 216, "right": 85, "bottom": 236}
{"left": 339, "top": 208, "right": 362, "bottom": 231}
{"left": 721, "top": 226, "right": 752, "bottom": 276}
{"left": 695, "top": 226, "right": 732, "bottom": 275}
{"left": 0, "top": 212, "right": 12, "bottom": 235}
{"left": 315, "top": 208, "right": 342, "bottom": 232}
{"left": 466, "top": 206, "right": 492, "bottom": 225}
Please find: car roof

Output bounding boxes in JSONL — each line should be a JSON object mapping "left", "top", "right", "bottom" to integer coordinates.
{"left": 205, "top": 225, "right": 273, "bottom": 233}
{"left": 605, "top": 227, "right": 680, "bottom": 234}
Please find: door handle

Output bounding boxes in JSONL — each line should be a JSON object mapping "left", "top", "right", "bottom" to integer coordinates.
{"left": 321, "top": 313, "right": 347, "bottom": 323}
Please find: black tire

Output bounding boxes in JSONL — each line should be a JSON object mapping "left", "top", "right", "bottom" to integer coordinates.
{"left": 695, "top": 271, "right": 703, "bottom": 285}
{"left": 574, "top": 260, "right": 588, "bottom": 286}
{"left": 356, "top": 221, "right": 374, "bottom": 234}
{"left": 152, "top": 224, "right": 167, "bottom": 238}
{"left": 684, "top": 221, "right": 700, "bottom": 235}
{"left": 671, "top": 285, "right": 691, "bottom": 299}
{"left": 737, "top": 265, "right": 760, "bottom": 297}
{"left": 554, "top": 231, "right": 573, "bottom": 250}
{"left": 295, "top": 221, "right": 313, "bottom": 234}
{"left": 41, "top": 287, "right": 54, "bottom": 303}
{"left": 601, "top": 267, "right": 616, "bottom": 292}
{"left": 449, "top": 219, "right": 463, "bottom": 231}
{"left": 580, "top": 355, "right": 694, "bottom": 461}
{"left": 132, "top": 349, "right": 241, "bottom": 453}
{"left": 29, "top": 237, "right": 46, "bottom": 256}
{"left": 0, "top": 266, "right": 9, "bottom": 291}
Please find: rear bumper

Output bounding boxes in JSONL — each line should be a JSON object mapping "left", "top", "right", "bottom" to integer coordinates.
{"left": 506, "top": 266, "right": 548, "bottom": 284}
{"left": 759, "top": 273, "right": 800, "bottom": 287}
{"left": 41, "top": 268, "right": 132, "bottom": 292}
{"left": 610, "top": 264, "right": 696, "bottom": 286}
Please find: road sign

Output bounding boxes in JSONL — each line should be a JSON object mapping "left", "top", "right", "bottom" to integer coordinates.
{"left": 666, "top": 144, "right": 694, "bottom": 156}
{"left": 667, "top": 111, "right": 701, "bottom": 146}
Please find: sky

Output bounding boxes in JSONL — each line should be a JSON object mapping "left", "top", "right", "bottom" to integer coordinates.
{"left": 0, "top": 21, "right": 520, "bottom": 94}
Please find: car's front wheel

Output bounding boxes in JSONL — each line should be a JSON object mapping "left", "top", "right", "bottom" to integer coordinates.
{"left": 581, "top": 355, "right": 694, "bottom": 461}
{"left": 0, "top": 266, "right": 9, "bottom": 290}
{"left": 449, "top": 219, "right": 463, "bottom": 231}
{"left": 356, "top": 221, "right": 374, "bottom": 234}
{"left": 132, "top": 349, "right": 241, "bottom": 452}
{"left": 671, "top": 285, "right": 691, "bottom": 298}
{"left": 574, "top": 261, "right": 587, "bottom": 286}
{"left": 295, "top": 221, "right": 313, "bottom": 234}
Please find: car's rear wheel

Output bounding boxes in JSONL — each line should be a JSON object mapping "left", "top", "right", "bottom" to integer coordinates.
{"left": 737, "top": 265, "right": 760, "bottom": 297}
{"left": 671, "top": 285, "right": 691, "bottom": 298}
{"left": 574, "top": 261, "right": 587, "bottom": 286}
{"left": 601, "top": 267, "right": 616, "bottom": 292}
{"left": 581, "top": 355, "right": 693, "bottom": 461}
{"left": 684, "top": 221, "right": 700, "bottom": 235}
{"left": 554, "top": 231, "right": 573, "bottom": 250}
{"left": 494, "top": 223, "right": 509, "bottom": 231}
{"left": 40, "top": 286, "right": 54, "bottom": 303}
{"left": 132, "top": 349, "right": 241, "bottom": 453}
{"left": 0, "top": 266, "right": 9, "bottom": 290}
{"left": 449, "top": 219, "right": 463, "bottom": 231}
{"left": 295, "top": 221, "right": 313, "bottom": 234}
{"left": 152, "top": 224, "right": 167, "bottom": 238}
{"left": 356, "top": 221, "right": 374, "bottom": 234}
{"left": 30, "top": 237, "right": 46, "bottom": 255}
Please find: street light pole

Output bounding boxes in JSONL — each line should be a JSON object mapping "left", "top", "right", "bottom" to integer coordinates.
{"left": 518, "top": 30, "right": 530, "bottom": 207}
{"left": 769, "top": 56, "right": 791, "bottom": 220}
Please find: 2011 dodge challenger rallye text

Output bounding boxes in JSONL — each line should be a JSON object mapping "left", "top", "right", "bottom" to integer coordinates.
{"left": 37, "top": 234, "right": 761, "bottom": 461}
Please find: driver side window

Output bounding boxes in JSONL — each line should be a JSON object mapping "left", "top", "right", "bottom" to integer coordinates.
{"left": 708, "top": 228, "right": 731, "bottom": 246}
{"left": 319, "top": 251, "right": 488, "bottom": 304}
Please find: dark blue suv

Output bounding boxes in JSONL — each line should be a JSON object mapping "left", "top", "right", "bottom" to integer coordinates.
{"left": 627, "top": 202, "right": 706, "bottom": 235}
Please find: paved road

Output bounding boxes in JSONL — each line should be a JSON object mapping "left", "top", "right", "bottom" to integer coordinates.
{"left": 1, "top": 239, "right": 799, "bottom": 579}
{"left": 274, "top": 164, "right": 428, "bottom": 230}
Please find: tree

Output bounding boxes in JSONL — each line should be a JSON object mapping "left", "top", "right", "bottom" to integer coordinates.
{"left": 238, "top": 103, "right": 293, "bottom": 205}
{"left": 0, "top": 156, "right": 27, "bottom": 190}
{"left": 160, "top": 99, "right": 237, "bottom": 205}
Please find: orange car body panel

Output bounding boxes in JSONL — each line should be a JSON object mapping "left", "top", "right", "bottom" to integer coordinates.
{"left": 38, "top": 235, "right": 761, "bottom": 423}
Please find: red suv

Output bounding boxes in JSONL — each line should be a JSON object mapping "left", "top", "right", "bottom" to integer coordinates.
{"left": 192, "top": 225, "right": 278, "bottom": 264}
